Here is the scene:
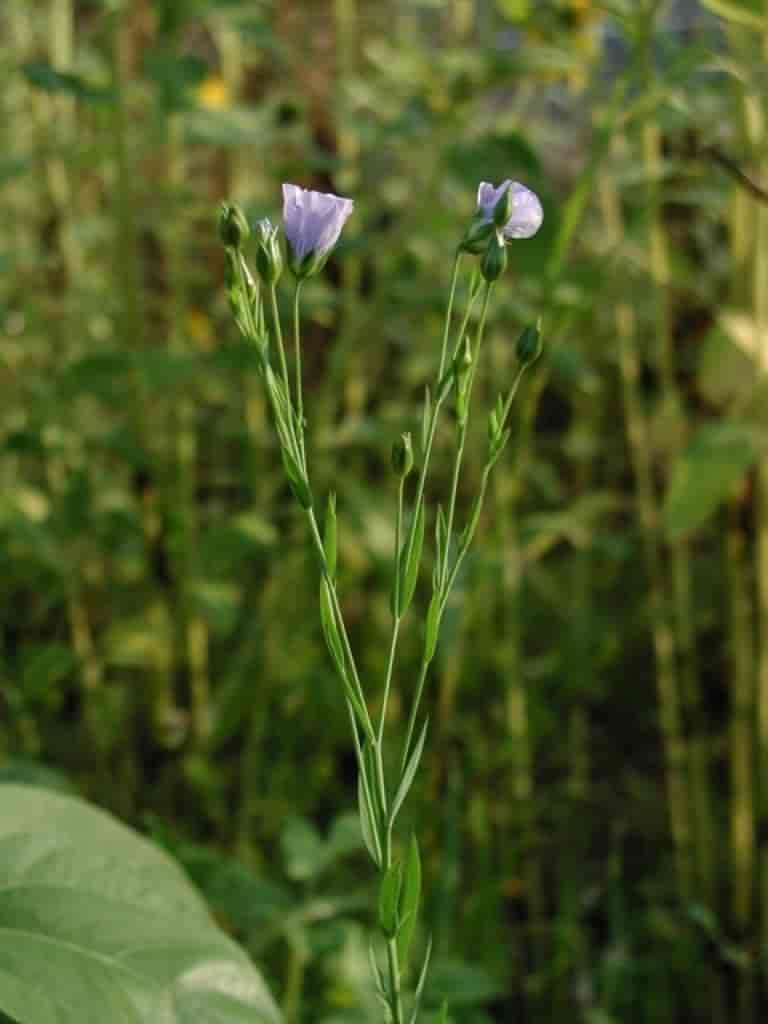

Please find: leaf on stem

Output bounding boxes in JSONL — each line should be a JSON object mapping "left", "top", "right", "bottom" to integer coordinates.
{"left": 378, "top": 860, "right": 403, "bottom": 938}
{"left": 391, "top": 716, "right": 429, "bottom": 826}
{"left": 435, "top": 504, "right": 448, "bottom": 576}
{"left": 368, "top": 938, "right": 389, "bottom": 1005}
{"left": 320, "top": 580, "right": 344, "bottom": 670}
{"left": 281, "top": 448, "right": 312, "bottom": 508}
{"left": 487, "top": 427, "right": 511, "bottom": 468}
{"left": 324, "top": 492, "right": 338, "bottom": 579}
{"left": 424, "top": 593, "right": 443, "bottom": 665}
{"left": 421, "top": 387, "right": 432, "bottom": 456}
{"left": 398, "top": 503, "right": 425, "bottom": 616}
{"left": 397, "top": 835, "right": 422, "bottom": 966}
{"left": 358, "top": 767, "right": 382, "bottom": 868}
{"left": 320, "top": 582, "right": 369, "bottom": 735}
{"left": 408, "top": 935, "right": 433, "bottom": 1024}
{"left": 458, "top": 492, "right": 483, "bottom": 553}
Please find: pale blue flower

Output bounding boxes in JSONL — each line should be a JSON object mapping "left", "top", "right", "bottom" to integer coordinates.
{"left": 476, "top": 180, "right": 543, "bottom": 240}
{"left": 282, "top": 184, "right": 354, "bottom": 277}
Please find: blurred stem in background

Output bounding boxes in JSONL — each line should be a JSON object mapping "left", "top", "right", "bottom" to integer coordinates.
{"left": 489, "top": 326, "right": 543, "bottom": 1017}
{"left": 599, "top": 161, "right": 692, "bottom": 900}
{"left": 753, "top": 0, "right": 768, "bottom": 1005}
{"left": 640, "top": 2, "right": 715, "bottom": 908}
{"left": 45, "top": 0, "right": 108, "bottom": 768}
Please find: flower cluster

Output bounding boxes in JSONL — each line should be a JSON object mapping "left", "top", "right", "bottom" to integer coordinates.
{"left": 220, "top": 178, "right": 542, "bottom": 285}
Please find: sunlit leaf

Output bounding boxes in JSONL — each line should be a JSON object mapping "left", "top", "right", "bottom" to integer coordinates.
{"left": 0, "top": 786, "right": 282, "bottom": 1023}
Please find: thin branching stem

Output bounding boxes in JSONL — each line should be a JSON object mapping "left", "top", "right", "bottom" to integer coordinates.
{"left": 269, "top": 284, "right": 293, "bottom": 410}
{"left": 401, "top": 284, "right": 494, "bottom": 770}
{"left": 293, "top": 279, "right": 306, "bottom": 468}
{"left": 380, "top": 478, "right": 405, "bottom": 746}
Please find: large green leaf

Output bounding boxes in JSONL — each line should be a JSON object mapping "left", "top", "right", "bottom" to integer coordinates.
{"left": 663, "top": 423, "right": 759, "bottom": 538}
{"left": 0, "top": 785, "right": 282, "bottom": 1024}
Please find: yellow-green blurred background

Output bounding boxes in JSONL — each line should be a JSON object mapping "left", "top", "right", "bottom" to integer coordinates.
{"left": 3, "top": 0, "right": 768, "bottom": 1020}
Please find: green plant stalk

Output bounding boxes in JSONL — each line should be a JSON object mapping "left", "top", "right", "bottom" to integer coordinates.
{"left": 400, "top": 285, "right": 499, "bottom": 771}
{"left": 399, "top": 251, "right": 463, "bottom": 599}
{"left": 332, "top": 0, "right": 365, "bottom": 426}
{"left": 108, "top": 8, "right": 175, "bottom": 755}
{"left": 379, "top": 477, "right": 405, "bottom": 746}
{"left": 726, "top": 504, "right": 756, "bottom": 942}
{"left": 641, "top": 12, "right": 715, "bottom": 904}
{"left": 41, "top": 0, "right": 108, "bottom": 761}
{"left": 164, "top": 111, "right": 212, "bottom": 751}
{"left": 269, "top": 285, "right": 293, "bottom": 415}
{"left": 291, "top": 295, "right": 406, "bottom": 1022}
{"left": 755, "top": 2, "right": 768, "bottom": 969}
{"left": 487, "top": 333, "right": 543, "bottom": 1012}
{"left": 293, "top": 280, "right": 306, "bottom": 468}
{"left": 555, "top": 381, "right": 602, "bottom": 1010}
{"left": 282, "top": 939, "right": 308, "bottom": 1024}
{"left": 438, "top": 281, "right": 490, "bottom": 591}
{"left": 599, "top": 168, "right": 693, "bottom": 901}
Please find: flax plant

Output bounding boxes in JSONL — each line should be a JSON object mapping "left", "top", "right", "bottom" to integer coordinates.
{"left": 220, "top": 178, "right": 543, "bottom": 1022}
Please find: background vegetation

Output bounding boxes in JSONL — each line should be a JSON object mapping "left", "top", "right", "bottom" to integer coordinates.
{"left": 2, "top": 0, "right": 768, "bottom": 1020}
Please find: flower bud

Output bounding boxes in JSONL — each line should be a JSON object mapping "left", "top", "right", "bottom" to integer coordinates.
{"left": 254, "top": 218, "right": 283, "bottom": 286}
{"left": 391, "top": 432, "right": 414, "bottom": 479}
{"left": 480, "top": 232, "right": 507, "bottom": 283}
{"left": 516, "top": 323, "right": 542, "bottom": 365}
{"left": 218, "top": 202, "right": 250, "bottom": 249}
{"left": 459, "top": 215, "right": 495, "bottom": 255}
{"left": 453, "top": 334, "right": 473, "bottom": 424}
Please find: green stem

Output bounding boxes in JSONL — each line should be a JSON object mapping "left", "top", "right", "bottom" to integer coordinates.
{"left": 399, "top": 253, "right": 463, "bottom": 599}
{"left": 293, "top": 279, "right": 306, "bottom": 468}
{"left": 401, "top": 285, "right": 494, "bottom": 770}
{"left": 379, "top": 479, "right": 405, "bottom": 746}
{"left": 305, "top": 508, "right": 375, "bottom": 744}
{"left": 439, "top": 250, "right": 462, "bottom": 379}
{"left": 440, "top": 285, "right": 492, "bottom": 588}
{"left": 269, "top": 284, "right": 292, "bottom": 409}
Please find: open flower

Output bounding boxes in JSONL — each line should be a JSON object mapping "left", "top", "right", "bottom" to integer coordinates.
{"left": 462, "top": 180, "right": 543, "bottom": 253}
{"left": 282, "top": 184, "right": 355, "bottom": 278}
{"left": 476, "top": 180, "right": 543, "bottom": 239}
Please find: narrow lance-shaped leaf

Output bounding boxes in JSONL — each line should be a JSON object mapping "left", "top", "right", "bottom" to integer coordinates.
{"left": 358, "top": 767, "right": 382, "bottom": 868}
{"left": 368, "top": 939, "right": 388, "bottom": 1004}
{"left": 378, "top": 860, "right": 402, "bottom": 938}
{"left": 391, "top": 716, "right": 429, "bottom": 826}
{"left": 424, "top": 592, "right": 442, "bottom": 665}
{"left": 320, "top": 582, "right": 369, "bottom": 737}
{"left": 397, "top": 835, "right": 421, "bottom": 966}
{"left": 398, "top": 502, "right": 425, "bottom": 616}
{"left": 281, "top": 447, "right": 312, "bottom": 509}
{"left": 435, "top": 504, "right": 448, "bottom": 576}
{"left": 408, "top": 935, "right": 433, "bottom": 1024}
{"left": 458, "top": 490, "right": 484, "bottom": 553}
{"left": 421, "top": 386, "right": 432, "bottom": 456}
{"left": 324, "top": 492, "right": 337, "bottom": 579}
{"left": 488, "top": 427, "right": 511, "bottom": 468}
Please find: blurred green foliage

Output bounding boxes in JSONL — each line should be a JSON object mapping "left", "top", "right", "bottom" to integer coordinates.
{"left": 3, "top": 0, "right": 768, "bottom": 1020}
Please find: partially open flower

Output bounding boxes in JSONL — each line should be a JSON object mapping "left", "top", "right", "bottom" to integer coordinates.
{"left": 476, "top": 180, "right": 543, "bottom": 239}
{"left": 282, "top": 184, "right": 354, "bottom": 278}
{"left": 462, "top": 180, "right": 543, "bottom": 252}
{"left": 254, "top": 218, "right": 283, "bottom": 286}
